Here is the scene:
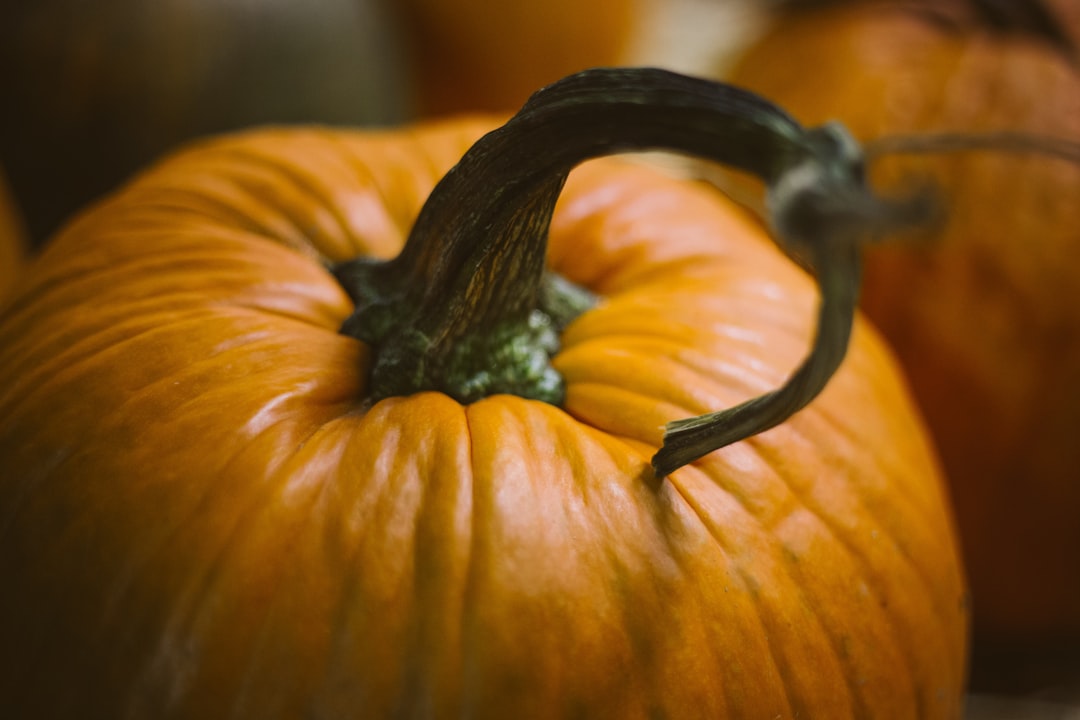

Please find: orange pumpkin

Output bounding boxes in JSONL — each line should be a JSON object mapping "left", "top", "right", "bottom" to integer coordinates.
{"left": 395, "top": 0, "right": 638, "bottom": 115}
{"left": 0, "top": 164, "right": 27, "bottom": 301}
{"left": 0, "top": 70, "right": 967, "bottom": 717}
{"left": 723, "top": 0, "right": 1080, "bottom": 678}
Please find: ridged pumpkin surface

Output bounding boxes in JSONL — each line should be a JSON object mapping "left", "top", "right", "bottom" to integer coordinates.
{"left": 0, "top": 118, "right": 966, "bottom": 718}
{"left": 725, "top": 3, "right": 1080, "bottom": 652}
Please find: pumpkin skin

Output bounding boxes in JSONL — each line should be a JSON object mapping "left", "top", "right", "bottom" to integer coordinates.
{"left": 723, "top": 2, "right": 1080, "bottom": 667}
{"left": 394, "top": 0, "right": 638, "bottom": 115}
{"left": 0, "top": 0, "right": 409, "bottom": 247}
{"left": 0, "top": 118, "right": 967, "bottom": 717}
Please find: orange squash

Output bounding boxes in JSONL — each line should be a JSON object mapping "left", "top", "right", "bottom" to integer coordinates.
{"left": 0, "top": 70, "right": 967, "bottom": 717}
{"left": 723, "top": 0, "right": 1080, "bottom": 677}
{"left": 395, "top": 0, "right": 638, "bottom": 115}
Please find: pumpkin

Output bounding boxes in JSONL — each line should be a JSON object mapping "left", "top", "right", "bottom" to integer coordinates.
{"left": 0, "top": 69, "right": 967, "bottom": 717}
{"left": 720, "top": 0, "right": 1080, "bottom": 682}
{"left": 0, "top": 164, "right": 28, "bottom": 301}
{"left": 0, "top": 0, "right": 410, "bottom": 248}
{"left": 393, "top": 0, "right": 638, "bottom": 115}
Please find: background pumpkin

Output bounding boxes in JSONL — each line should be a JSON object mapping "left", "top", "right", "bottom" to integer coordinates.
{"left": 392, "top": 0, "right": 639, "bottom": 116}
{"left": 0, "top": 103, "right": 967, "bottom": 716}
{"left": 0, "top": 0, "right": 409, "bottom": 249}
{"left": 718, "top": 0, "right": 1080, "bottom": 689}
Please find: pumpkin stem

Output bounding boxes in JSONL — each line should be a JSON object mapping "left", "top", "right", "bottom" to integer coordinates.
{"left": 865, "top": 131, "right": 1080, "bottom": 164}
{"left": 653, "top": 123, "right": 934, "bottom": 477}
{"left": 331, "top": 67, "right": 927, "bottom": 475}
{"left": 333, "top": 67, "right": 821, "bottom": 406}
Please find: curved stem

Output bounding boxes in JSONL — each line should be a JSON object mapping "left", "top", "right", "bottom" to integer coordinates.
{"left": 653, "top": 240, "right": 861, "bottom": 477}
{"left": 334, "top": 68, "right": 822, "bottom": 406}
{"left": 332, "top": 67, "right": 929, "bottom": 477}
{"left": 652, "top": 125, "right": 1080, "bottom": 475}
{"left": 388, "top": 66, "right": 812, "bottom": 323}
{"left": 652, "top": 122, "right": 932, "bottom": 476}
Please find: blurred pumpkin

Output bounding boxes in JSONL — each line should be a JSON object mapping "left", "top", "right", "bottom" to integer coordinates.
{"left": 394, "top": 0, "right": 639, "bottom": 115}
{"left": 721, "top": 0, "right": 1080, "bottom": 681}
{"left": 0, "top": 69, "right": 967, "bottom": 717}
{"left": 0, "top": 164, "right": 28, "bottom": 301}
{"left": 0, "top": 0, "right": 409, "bottom": 248}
